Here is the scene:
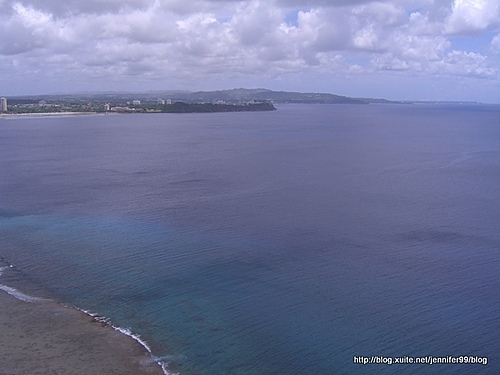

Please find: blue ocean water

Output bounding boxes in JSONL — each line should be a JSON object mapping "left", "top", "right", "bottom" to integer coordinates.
{"left": 0, "top": 104, "right": 499, "bottom": 374}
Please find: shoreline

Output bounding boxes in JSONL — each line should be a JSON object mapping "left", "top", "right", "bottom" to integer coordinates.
{"left": 0, "top": 112, "right": 103, "bottom": 119}
{"left": 0, "top": 287, "right": 166, "bottom": 375}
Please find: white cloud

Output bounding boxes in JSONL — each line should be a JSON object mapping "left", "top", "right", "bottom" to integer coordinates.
{"left": 445, "top": 0, "right": 500, "bottom": 34}
{"left": 491, "top": 34, "right": 500, "bottom": 53}
{"left": 434, "top": 50, "right": 495, "bottom": 77}
{"left": 0, "top": 0, "right": 499, "bottom": 101}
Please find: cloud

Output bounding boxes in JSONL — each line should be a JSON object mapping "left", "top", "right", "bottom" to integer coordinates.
{"left": 0, "top": 0, "right": 499, "bottom": 100}
{"left": 0, "top": 3, "right": 59, "bottom": 55}
{"left": 275, "top": 0, "right": 372, "bottom": 6}
{"left": 5, "top": 0, "right": 152, "bottom": 16}
{"left": 492, "top": 34, "right": 500, "bottom": 53}
{"left": 444, "top": 0, "right": 500, "bottom": 34}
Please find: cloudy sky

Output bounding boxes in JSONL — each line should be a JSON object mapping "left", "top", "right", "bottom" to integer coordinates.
{"left": 1, "top": 0, "right": 499, "bottom": 101}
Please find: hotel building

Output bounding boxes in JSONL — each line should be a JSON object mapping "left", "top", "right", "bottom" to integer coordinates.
{"left": 0, "top": 97, "right": 7, "bottom": 112}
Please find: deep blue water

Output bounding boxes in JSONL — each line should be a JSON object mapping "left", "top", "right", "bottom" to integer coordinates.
{"left": 0, "top": 104, "right": 499, "bottom": 374}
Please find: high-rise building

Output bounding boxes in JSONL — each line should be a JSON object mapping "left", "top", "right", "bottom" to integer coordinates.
{"left": 0, "top": 97, "right": 7, "bottom": 112}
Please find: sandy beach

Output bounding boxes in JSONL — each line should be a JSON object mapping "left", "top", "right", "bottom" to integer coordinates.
{"left": 0, "top": 112, "right": 103, "bottom": 119}
{"left": 0, "top": 290, "right": 164, "bottom": 375}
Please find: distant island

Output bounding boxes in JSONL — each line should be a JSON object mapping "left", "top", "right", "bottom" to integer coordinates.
{"left": 1, "top": 88, "right": 399, "bottom": 115}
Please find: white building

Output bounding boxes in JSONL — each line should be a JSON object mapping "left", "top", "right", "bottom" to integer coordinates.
{"left": 0, "top": 97, "right": 7, "bottom": 112}
{"left": 132, "top": 100, "right": 141, "bottom": 105}
{"left": 166, "top": 98, "right": 172, "bottom": 105}
{"left": 157, "top": 98, "right": 165, "bottom": 105}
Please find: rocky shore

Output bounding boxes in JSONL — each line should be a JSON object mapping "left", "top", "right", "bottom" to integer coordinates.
{"left": 0, "top": 290, "right": 164, "bottom": 375}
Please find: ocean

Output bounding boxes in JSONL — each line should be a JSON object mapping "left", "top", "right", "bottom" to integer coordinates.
{"left": 0, "top": 104, "right": 499, "bottom": 374}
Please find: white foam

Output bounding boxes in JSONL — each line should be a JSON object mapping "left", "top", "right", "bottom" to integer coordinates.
{"left": 159, "top": 361, "right": 179, "bottom": 375}
{"left": 0, "top": 284, "right": 45, "bottom": 303}
{"left": 112, "top": 326, "right": 152, "bottom": 353}
{"left": 152, "top": 356, "right": 185, "bottom": 375}
{"left": 112, "top": 326, "right": 183, "bottom": 375}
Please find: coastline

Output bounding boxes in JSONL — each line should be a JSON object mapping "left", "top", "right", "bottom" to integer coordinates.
{"left": 0, "top": 288, "right": 165, "bottom": 375}
{"left": 0, "top": 112, "right": 102, "bottom": 119}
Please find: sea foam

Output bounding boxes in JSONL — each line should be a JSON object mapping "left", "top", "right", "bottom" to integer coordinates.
{"left": 0, "top": 284, "right": 45, "bottom": 303}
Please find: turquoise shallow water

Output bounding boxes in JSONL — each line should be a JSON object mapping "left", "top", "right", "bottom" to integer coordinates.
{"left": 1, "top": 104, "right": 499, "bottom": 374}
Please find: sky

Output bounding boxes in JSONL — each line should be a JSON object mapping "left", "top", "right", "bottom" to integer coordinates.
{"left": 1, "top": 0, "right": 499, "bottom": 102}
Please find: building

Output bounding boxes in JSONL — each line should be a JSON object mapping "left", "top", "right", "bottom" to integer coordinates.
{"left": 157, "top": 98, "right": 165, "bottom": 105}
{"left": 132, "top": 100, "right": 141, "bottom": 105}
{"left": 166, "top": 98, "right": 172, "bottom": 105}
{"left": 0, "top": 97, "right": 7, "bottom": 112}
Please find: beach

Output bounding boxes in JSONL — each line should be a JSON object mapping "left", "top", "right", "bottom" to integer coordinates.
{"left": 0, "top": 290, "right": 164, "bottom": 375}
{"left": 0, "top": 112, "right": 102, "bottom": 119}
